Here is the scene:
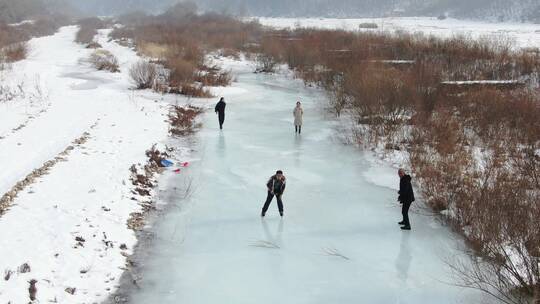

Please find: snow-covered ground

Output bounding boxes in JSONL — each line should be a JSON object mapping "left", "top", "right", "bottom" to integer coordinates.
{"left": 254, "top": 17, "right": 540, "bottom": 48}
{"left": 122, "top": 59, "right": 494, "bottom": 303}
{"left": 0, "top": 27, "right": 193, "bottom": 303}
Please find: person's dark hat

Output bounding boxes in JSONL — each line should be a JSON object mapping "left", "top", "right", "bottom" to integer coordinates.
{"left": 276, "top": 170, "right": 283, "bottom": 174}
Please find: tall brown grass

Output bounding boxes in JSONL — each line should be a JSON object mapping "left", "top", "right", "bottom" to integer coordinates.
{"left": 89, "top": 49, "right": 120, "bottom": 73}
{"left": 110, "top": 12, "right": 259, "bottom": 97}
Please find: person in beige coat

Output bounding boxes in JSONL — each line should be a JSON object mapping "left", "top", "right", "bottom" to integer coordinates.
{"left": 293, "top": 101, "right": 304, "bottom": 134}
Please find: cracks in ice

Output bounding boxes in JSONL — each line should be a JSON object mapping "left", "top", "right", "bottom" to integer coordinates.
{"left": 254, "top": 218, "right": 284, "bottom": 250}
{"left": 250, "top": 240, "right": 281, "bottom": 249}
{"left": 322, "top": 247, "right": 351, "bottom": 260}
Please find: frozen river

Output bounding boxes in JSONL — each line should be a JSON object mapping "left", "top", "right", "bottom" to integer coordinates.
{"left": 127, "top": 61, "right": 492, "bottom": 304}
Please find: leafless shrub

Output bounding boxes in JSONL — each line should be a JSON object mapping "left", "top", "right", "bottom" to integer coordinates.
{"left": 0, "top": 76, "right": 49, "bottom": 105}
{"left": 89, "top": 49, "right": 120, "bottom": 73}
{"left": 255, "top": 54, "right": 277, "bottom": 73}
{"left": 408, "top": 88, "right": 540, "bottom": 303}
{"left": 167, "top": 57, "right": 196, "bottom": 86}
{"left": 326, "top": 73, "right": 348, "bottom": 116}
{"left": 178, "top": 83, "right": 213, "bottom": 98}
{"left": 168, "top": 105, "right": 204, "bottom": 136}
{"left": 129, "top": 60, "right": 158, "bottom": 89}
{"left": 444, "top": 150, "right": 540, "bottom": 304}
{"left": 144, "top": 144, "right": 170, "bottom": 169}
{"left": 1, "top": 42, "right": 28, "bottom": 62}
{"left": 195, "top": 66, "right": 233, "bottom": 87}
{"left": 0, "top": 82, "right": 24, "bottom": 103}
{"left": 127, "top": 144, "right": 176, "bottom": 230}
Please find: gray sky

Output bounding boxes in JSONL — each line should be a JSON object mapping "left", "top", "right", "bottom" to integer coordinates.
{"left": 1, "top": 0, "right": 538, "bottom": 22}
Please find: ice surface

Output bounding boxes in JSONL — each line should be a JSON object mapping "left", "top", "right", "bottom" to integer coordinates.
{"left": 128, "top": 62, "right": 493, "bottom": 303}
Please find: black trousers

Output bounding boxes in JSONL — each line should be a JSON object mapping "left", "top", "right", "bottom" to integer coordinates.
{"left": 262, "top": 191, "right": 283, "bottom": 213}
{"left": 401, "top": 201, "right": 412, "bottom": 227}
{"left": 218, "top": 113, "right": 225, "bottom": 129}
{"left": 295, "top": 125, "right": 302, "bottom": 134}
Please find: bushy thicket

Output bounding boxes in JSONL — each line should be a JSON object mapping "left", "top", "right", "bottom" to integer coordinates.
{"left": 89, "top": 49, "right": 119, "bottom": 72}
{"left": 129, "top": 60, "right": 158, "bottom": 90}
{"left": 110, "top": 9, "right": 259, "bottom": 97}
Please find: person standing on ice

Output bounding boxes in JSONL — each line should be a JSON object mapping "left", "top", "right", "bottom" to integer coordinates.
{"left": 398, "top": 168, "right": 415, "bottom": 230}
{"left": 261, "top": 170, "right": 287, "bottom": 217}
{"left": 293, "top": 101, "right": 304, "bottom": 134}
{"left": 215, "top": 97, "right": 226, "bottom": 130}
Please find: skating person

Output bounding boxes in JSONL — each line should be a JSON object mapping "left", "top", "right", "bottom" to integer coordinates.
{"left": 214, "top": 97, "right": 226, "bottom": 130}
{"left": 293, "top": 101, "right": 304, "bottom": 134}
{"left": 261, "top": 170, "right": 287, "bottom": 217}
{"left": 397, "top": 168, "right": 415, "bottom": 230}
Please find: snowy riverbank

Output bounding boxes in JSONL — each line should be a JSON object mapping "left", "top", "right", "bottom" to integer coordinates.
{"left": 0, "top": 26, "right": 200, "bottom": 303}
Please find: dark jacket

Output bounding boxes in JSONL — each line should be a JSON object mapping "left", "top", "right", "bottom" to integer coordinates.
{"left": 267, "top": 175, "right": 286, "bottom": 195}
{"left": 215, "top": 100, "right": 226, "bottom": 115}
{"left": 398, "top": 175, "right": 415, "bottom": 203}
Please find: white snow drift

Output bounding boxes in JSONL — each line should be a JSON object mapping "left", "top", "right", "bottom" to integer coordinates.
{"left": 0, "top": 27, "right": 184, "bottom": 303}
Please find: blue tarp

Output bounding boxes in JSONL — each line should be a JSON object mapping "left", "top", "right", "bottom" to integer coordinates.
{"left": 161, "top": 159, "right": 174, "bottom": 167}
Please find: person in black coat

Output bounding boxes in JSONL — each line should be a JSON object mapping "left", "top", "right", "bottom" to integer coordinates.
{"left": 261, "top": 170, "right": 287, "bottom": 217}
{"left": 215, "top": 97, "right": 226, "bottom": 130}
{"left": 398, "top": 168, "right": 415, "bottom": 230}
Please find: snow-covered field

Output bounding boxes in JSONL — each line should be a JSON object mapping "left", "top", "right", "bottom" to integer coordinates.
{"left": 0, "top": 27, "right": 195, "bottom": 303}
{"left": 254, "top": 17, "right": 540, "bottom": 48}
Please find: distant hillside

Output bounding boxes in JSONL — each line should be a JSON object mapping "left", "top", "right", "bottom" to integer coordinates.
{"left": 0, "top": 0, "right": 76, "bottom": 23}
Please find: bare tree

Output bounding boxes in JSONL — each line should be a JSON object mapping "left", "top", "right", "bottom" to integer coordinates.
{"left": 129, "top": 60, "right": 158, "bottom": 90}
{"left": 255, "top": 54, "right": 277, "bottom": 73}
